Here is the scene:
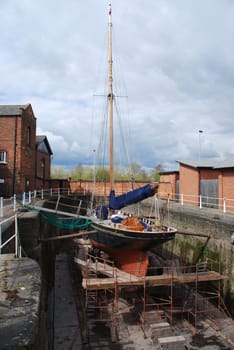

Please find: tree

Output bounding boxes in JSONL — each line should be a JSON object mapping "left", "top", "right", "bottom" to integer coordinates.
{"left": 150, "top": 164, "right": 164, "bottom": 182}
{"left": 71, "top": 164, "right": 84, "bottom": 180}
{"left": 95, "top": 167, "right": 110, "bottom": 182}
{"left": 128, "top": 162, "right": 142, "bottom": 181}
{"left": 51, "top": 166, "right": 68, "bottom": 179}
{"left": 138, "top": 169, "right": 148, "bottom": 181}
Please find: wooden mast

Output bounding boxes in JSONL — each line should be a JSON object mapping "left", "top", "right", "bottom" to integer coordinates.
{"left": 108, "top": 4, "right": 114, "bottom": 191}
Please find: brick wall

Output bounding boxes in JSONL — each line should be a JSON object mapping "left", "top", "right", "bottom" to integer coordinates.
{"left": 179, "top": 164, "right": 200, "bottom": 205}
{"left": 18, "top": 106, "right": 36, "bottom": 192}
{"left": 158, "top": 172, "right": 179, "bottom": 199}
{"left": 35, "top": 150, "right": 51, "bottom": 189}
{"left": 219, "top": 169, "right": 234, "bottom": 211}
{"left": 0, "top": 105, "right": 37, "bottom": 196}
{"left": 199, "top": 168, "right": 220, "bottom": 180}
{"left": 69, "top": 180, "right": 152, "bottom": 196}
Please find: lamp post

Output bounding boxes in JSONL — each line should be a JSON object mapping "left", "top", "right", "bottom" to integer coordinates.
{"left": 198, "top": 130, "right": 203, "bottom": 160}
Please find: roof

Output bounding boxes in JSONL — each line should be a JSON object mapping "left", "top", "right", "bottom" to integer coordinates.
{"left": 160, "top": 170, "right": 179, "bottom": 175}
{"left": 0, "top": 104, "right": 31, "bottom": 116}
{"left": 36, "top": 135, "right": 53, "bottom": 155}
{"left": 177, "top": 160, "right": 218, "bottom": 168}
{"left": 214, "top": 158, "right": 234, "bottom": 169}
{"left": 177, "top": 159, "right": 234, "bottom": 169}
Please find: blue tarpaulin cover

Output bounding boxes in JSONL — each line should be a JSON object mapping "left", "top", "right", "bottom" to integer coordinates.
{"left": 109, "top": 184, "right": 156, "bottom": 210}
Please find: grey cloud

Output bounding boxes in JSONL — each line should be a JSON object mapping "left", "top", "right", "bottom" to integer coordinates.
{"left": 1, "top": 0, "right": 234, "bottom": 170}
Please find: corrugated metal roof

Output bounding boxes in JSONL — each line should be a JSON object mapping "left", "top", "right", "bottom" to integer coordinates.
{"left": 0, "top": 104, "right": 29, "bottom": 116}
{"left": 214, "top": 158, "right": 234, "bottom": 169}
{"left": 177, "top": 159, "right": 234, "bottom": 169}
{"left": 177, "top": 160, "right": 219, "bottom": 168}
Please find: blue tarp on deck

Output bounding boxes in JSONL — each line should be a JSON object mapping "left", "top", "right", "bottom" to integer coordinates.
{"left": 109, "top": 184, "right": 156, "bottom": 210}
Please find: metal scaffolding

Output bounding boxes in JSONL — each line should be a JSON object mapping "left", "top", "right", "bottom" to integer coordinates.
{"left": 73, "top": 238, "right": 224, "bottom": 341}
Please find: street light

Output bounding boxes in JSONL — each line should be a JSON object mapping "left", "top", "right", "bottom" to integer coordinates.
{"left": 198, "top": 130, "right": 203, "bottom": 160}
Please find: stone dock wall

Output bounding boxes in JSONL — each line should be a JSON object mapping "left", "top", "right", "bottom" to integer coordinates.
{"left": 132, "top": 198, "right": 234, "bottom": 313}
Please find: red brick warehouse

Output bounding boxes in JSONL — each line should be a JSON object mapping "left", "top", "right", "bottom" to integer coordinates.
{"left": 0, "top": 104, "right": 53, "bottom": 196}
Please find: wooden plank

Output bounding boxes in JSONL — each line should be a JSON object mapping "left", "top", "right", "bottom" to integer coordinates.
{"left": 74, "top": 247, "right": 222, "bottom": 290}
{"left": 81, "top": 270, "right": 222, "bottom": 290}
{"left": 31, "top": 205, "right": 89, "bottom": 218}
{"left": 39, "top": 230, "right": 96, "bottom": 242}
{"left": 145, "top": 271, "right": 222, "bottom": 286}
{"left": 175, "top": 271, "right": 222, "bottom": 283}
{"left": 74, "top": 257, "right": 140, "bottom": 282}
{"left": 82, "top": 277, "right": 144, "bottom": 290}
{"left": 74, "top": 257, "right": 115, "bottom": 276}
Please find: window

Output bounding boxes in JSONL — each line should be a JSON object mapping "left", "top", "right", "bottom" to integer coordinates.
{"left": 25, "top": 177, "right": 30, "bottom": 191}
{"left": 41, "top": 159, "right": 45, "bottom": 179}
{"left": 0, "top": 151, "right": 7, "bottom": 164}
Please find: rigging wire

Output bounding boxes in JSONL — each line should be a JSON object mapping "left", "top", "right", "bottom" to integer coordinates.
{"left": 114, "top": 98, "right": 132, "bottom": 180}
{"left": 89, "top": 24, "right": 109, "bottom": 166}
{"left": 90, "top": 18, "right": 135, "bottom": 185}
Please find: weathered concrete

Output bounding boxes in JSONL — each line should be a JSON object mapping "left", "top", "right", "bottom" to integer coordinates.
{"left": 137, "top": 197, "right": 234, "bottom": 238}
{"left": 53, "top": 253, "right": 82, "bottom": 350}
{"left": 18, "top": 211, "right": 41, "bottom": 259}
{"left": 0, "top": 254, "right": 41, "bottom": 349}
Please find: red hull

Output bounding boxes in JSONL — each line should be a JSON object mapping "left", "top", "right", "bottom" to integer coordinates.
{"left": 90, "top": 239, "right": 149, "bottom": 277}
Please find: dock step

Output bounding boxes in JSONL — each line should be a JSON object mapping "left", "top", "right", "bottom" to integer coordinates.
{"left": 158, "top": 335, "right": 186, "bottom": 349}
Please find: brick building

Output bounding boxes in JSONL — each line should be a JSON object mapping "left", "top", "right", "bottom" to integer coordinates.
{"left": 0, "top": 104, "right": 52, "bottom": 197}
{"left": 158, "top": 171, "right": 179, "bottom": 199}
{"left": 35, "top": 135, "right": 53, "bottom": 190}
{"left": 177, "top": 159, "right": 234, "bottom": 210}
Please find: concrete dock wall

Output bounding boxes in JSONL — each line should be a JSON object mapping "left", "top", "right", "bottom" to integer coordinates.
{"left": 0, "top": 254, "right": 41, "bottom": 349}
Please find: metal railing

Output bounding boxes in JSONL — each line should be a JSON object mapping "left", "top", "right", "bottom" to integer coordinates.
{"left": 1, "top": 187, "right": 234, "bottom": 220}
{"left": 158, "top": 191, "right": 234, "bottom": 214}
{"left": 0, "top": 195, "right": 17, "bottom": 218}
{"left": 0, "top": 188, "right": 73, "bottom": 218}
{"left": 21, "top": 187, "right": 71, "bottom": 205}
{"left": 0, "top": 214, "right": 21, "bottom": 257}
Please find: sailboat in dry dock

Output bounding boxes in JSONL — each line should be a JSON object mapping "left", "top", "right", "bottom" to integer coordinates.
{"left": 88, "top": 5, "right": 177, "bottom": 276}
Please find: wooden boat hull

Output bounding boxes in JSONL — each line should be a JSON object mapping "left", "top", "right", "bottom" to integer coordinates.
{"left": 90, "top": 222, "right": 176, "bottom": 250}
{"left": 89, "top": 221, "right": 176, "bottom": 276}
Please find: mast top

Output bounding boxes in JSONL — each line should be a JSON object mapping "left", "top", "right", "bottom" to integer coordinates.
{"left": 108, "top": 4, "right": 112, "bottom": 23}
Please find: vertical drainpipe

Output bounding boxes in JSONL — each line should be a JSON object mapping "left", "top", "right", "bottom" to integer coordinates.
{"left": 198, "top": 168, "right": 201, "bottom": 206}
{"left": 12, "top": 115, "right": 18, "bottom": 196}
{"left": 35, "top": 138, "right": 37, "bottom": 191}
{"left": 220, "top": 170, "right": 223, "bottom": 210}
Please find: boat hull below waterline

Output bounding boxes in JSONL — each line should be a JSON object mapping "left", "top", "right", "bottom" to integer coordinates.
{"left": 89, "top": 219, "right": 177, "bottom": 276}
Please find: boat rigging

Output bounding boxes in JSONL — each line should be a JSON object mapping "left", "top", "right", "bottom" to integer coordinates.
{"left": 88, "top": 4, "right": 177, "bottom": 277}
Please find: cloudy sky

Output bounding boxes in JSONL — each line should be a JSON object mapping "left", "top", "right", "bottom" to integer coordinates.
{"left": 1, "top": 0, "right": 234, "bottom": 171}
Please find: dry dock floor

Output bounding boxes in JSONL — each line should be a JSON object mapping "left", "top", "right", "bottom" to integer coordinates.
{"left": 1, "top": 252, "right": 233, "bottom": 349}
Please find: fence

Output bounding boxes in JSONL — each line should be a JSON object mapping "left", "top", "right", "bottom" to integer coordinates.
{"left": 158, "top": 191, "right": 234, "bottom": 213}
{"left": 1, "top": 187, "right": 234, "bottom": 219}
{"left": 0, "top": 214, "right": 21, "bottom": 257}
{"left": 1, "top": 186, "right": 234, "bottom": 230}
{"left": 0, "top": 188, "right": 73, "bottom": 218}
